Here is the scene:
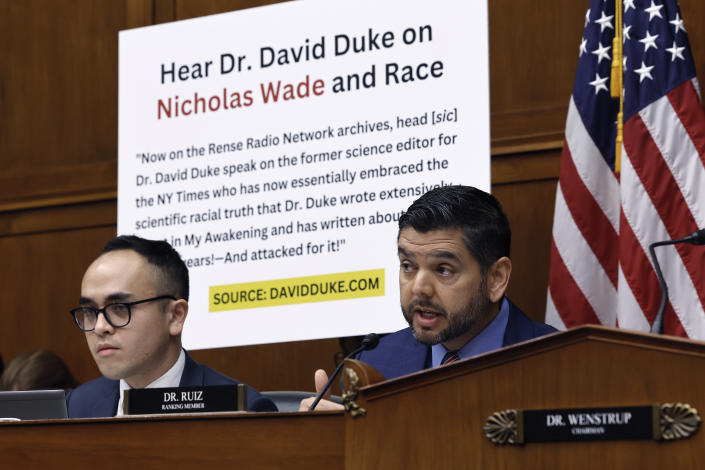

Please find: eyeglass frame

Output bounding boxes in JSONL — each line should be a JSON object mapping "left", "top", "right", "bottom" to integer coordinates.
{"left": 69, "top": 295, "right": 178, "bottom": 332}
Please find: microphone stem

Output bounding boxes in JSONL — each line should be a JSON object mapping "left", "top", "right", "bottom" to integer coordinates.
{"left": 308, "top": 343, "right": 365, "bottom": 411}
{"left": 649, "top": 240, "right": 671, "bottom": 335}
{"left": 308, "top": 360, "right": 346, "bottom": 411}
{"left": 648, "top": 230, "right": 704, "bottom": 334}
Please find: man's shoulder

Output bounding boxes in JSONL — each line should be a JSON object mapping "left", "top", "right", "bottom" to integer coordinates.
{"left": 182, "top": 352, "right": 277, "bottom": 412}
{"left": 68, "top": 375, "right": 117, "bottom": 397}
{"left": 357, "top": 327, "right": 428, "bottom": 380}
{"left": 181, "top": 352, "right": 238, "bottom": 386}
{"left": 503, "top": 299, "right": 558, "bottom": 346}
{"left": 188, "top": 361, "right": 239, "bottom": 386}
{"left": 66, "top": 376, "right": 119, "bottom": 418}
{"left": 364, "top": 327, "right": 421, "bottom": 354}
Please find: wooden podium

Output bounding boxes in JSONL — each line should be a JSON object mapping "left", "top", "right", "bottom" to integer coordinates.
{"left": 343, "top": 325, "right": 705, "bottom": 469}
{"left": 2, "top": 326, "right": 704, "bottom": 469}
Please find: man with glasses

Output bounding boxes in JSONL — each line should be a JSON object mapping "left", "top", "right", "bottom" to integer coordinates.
{"left": 66, "top": 235, "right": 276, "bottom": 417}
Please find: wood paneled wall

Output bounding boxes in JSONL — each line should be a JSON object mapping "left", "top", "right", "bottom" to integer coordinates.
{"left": 1, "top": 0, "right": 703, "bottom": 391}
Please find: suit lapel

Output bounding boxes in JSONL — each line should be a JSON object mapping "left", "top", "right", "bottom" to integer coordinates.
{"left": 390, "top": 332, "right": 431, "bottom": 377}
{"left": 502, "top": 299, "right": 534, "bottom": 346}
{"left": 92, "top": 379, "right": 120, "bottom": 417}
{"left": 179, "top": 351, "right": 203, "bottom": 387}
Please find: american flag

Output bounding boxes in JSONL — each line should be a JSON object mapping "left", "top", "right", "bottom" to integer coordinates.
{"left": 546, "top": 0, "right": 705, "bottom": 337}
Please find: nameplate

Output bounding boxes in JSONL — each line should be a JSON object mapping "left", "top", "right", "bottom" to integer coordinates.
{"left": 123, "top": 384, "right": 247, "bottom": 415}
{"left": 484, "top": 403, "right": 700, "bottom": 445}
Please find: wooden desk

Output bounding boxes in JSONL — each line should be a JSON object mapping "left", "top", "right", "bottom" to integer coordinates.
{"left": 0, "top": 411, "right": 343, "bottom": 470}
{"left": 345, "top": 326, "right": 705, "bottom": 469}
{"left": 6, "top": 326, "right": 705, "bottom": 469}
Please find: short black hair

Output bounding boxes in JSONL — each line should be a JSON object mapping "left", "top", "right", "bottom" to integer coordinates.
{"left": 103, "top": 235, "right": 189, "bottom": 301}
{"left": 398, "top": 185, "right": 511, "bottom": 273}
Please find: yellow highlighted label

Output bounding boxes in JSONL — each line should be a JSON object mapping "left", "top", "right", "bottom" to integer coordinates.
{"left": 209, "top": 269, "right": 385, "bottom": 311}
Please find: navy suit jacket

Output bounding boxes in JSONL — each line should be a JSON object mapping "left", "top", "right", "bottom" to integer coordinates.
{"left": 66, "top": 351, "right": 276, "bottom": 418}
{"left": 357, "top": 299, "right": 557, "bottom": 380}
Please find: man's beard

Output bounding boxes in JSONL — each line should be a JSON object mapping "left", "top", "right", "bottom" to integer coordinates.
{"left": 402, "top": 276, "right": 491, "bottom": 345}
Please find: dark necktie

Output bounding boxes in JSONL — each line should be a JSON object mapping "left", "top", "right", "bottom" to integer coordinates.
{"left": 441, "top": 350, "right": 460, "bottom": 365}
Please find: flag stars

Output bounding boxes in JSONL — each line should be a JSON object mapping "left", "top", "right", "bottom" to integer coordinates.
{"left": 634, "top": 61, "right": 654, "bottom": 82}
{"left": 585, "top": 8, "right": 591, "bottom": 27}
{"left": 639, "top": 31, "right": 659, "bottom": 52}
{"left": 589, "top": 73, "right": 609, "bottom": 94}
{"left": 595, "top": 11, "right": 614, "bottom": 32}
{"left": 666, "top": 41, "right": 685, "bottom": 61}
{"left": 624, "top": 0, "right": 636, "bottom": 13}
{"left": 670, "top": 13, "right": 686, "bottom": 34}
{"left": 579, "top": 38, "right": 588, "bottom": 57}
{"left": 592, "top": 41, "right": 612, "bottom": 63}
{"left": 645, "top": 1, "right": 664, "bottom": 22}
{"left": 623, "top": 24, "right": 632, "bottom": 42}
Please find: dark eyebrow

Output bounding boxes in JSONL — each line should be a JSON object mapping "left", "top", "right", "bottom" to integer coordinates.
{"left": 104, "top": 292, "right": 133, "bottom": 303}
{"left": 427, "top": 250, "right": 461, "bottom": 263}
{"left": 79, "top": 292, "right": 132, "bottom": 305}
{"left": 398, "top": 246, "right": 412, "bottom": 258}
{"left": 398, "top": 246, "right": 461, "bottom": 263}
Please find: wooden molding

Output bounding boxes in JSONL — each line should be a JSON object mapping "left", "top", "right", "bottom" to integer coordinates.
{"left": 0, "top": 199, "right": 116, "bottom": 238}
{"left": 492, "top": 151, "right": 560, "bottom": 185}
{"left": 0, "top": 191, "right": 117, "bottom": 214}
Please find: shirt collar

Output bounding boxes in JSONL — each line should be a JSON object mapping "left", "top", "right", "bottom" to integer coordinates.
{"left": 431, "top": 297, "right": 510, "bottom": 367}
{"left": 115, "top": 349, "right": 186, "bottom": 416}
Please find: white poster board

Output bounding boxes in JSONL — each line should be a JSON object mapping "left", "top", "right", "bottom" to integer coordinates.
{"left": 118, "top": 0, "right": 490, "bottom": 349}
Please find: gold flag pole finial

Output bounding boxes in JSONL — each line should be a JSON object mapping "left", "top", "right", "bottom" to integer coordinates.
{"left": 611, "top": 0, "right": 624, "bottom": 173}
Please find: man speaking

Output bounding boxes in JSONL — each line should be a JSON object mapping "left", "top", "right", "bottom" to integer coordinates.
{"left": 66, "top": 235, "right": 275, "bottom": 417}
{"left": 358, "top": 185, "right": 556, "bottom": 378}
{"left": 302, "top": 185, "right": 556, "bottom": 409}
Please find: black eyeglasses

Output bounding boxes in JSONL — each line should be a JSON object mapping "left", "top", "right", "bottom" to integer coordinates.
{"left": 69, "top": 295, "right": 177, "bottom": 332}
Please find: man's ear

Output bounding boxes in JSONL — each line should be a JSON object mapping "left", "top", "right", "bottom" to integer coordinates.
{"left": 168, "top": 299, "right": 188, "bottom": 336}
{"left": 487, "top": 257, "right": 512, "bottom": 303}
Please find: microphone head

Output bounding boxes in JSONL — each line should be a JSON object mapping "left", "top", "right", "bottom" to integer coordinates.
{"left": 688, "top": 229, "right": 705, "bottom": 246}
{"left": 360, "top": 333, "right": 380, "bottom": 350}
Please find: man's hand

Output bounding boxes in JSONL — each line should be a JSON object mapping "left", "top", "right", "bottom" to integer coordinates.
{"left": 298, "top": 368, "right": 344, "bottom": 411}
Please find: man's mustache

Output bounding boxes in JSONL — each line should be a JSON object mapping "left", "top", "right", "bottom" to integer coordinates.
{"left": 404, "top": 299, "right": 448, "bottom": 319}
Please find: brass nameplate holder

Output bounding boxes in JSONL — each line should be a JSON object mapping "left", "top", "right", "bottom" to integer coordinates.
{"left": 484, "top": 403, "right": 700, "bottom": 445}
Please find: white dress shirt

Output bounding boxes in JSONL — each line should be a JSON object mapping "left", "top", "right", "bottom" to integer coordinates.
{"left": 115, "top": 349, "right": 186, "bottom": 416}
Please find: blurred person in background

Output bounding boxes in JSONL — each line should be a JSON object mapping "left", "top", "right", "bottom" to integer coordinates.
{"left": 0, "top": 349, "right": 79, "bottom": 391}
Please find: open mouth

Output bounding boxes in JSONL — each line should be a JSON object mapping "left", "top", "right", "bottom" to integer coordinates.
{"left": 414, "top": 307, "right": 445, "bottom": 328}
{"left": 417, "top": 308, "right": 440, "bottom": 318}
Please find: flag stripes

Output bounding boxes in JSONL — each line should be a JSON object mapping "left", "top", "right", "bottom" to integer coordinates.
{"left": 548, "top": 240, "right": 603, "bottom": 327}
{"left": 667, "top": 80, "right": 704, "bottom": 162}
{"left": 548, "top": 0, "right": 705, "bottom": 338}
{"left": 565, "top": 98, "right": 621, "bottom": 232}
{"left": 559, "top": 145, "right": 619, "bottom": 287}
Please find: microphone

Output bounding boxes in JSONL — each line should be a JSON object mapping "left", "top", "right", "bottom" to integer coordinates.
{"left": 649, "top": 229, "right": 705, "bottom": 334}
{"left": 308, "top": 333, "right": 379, "bottom": 411}
{"left": 680, "top": 228, "right": 705, "bottom": 245}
